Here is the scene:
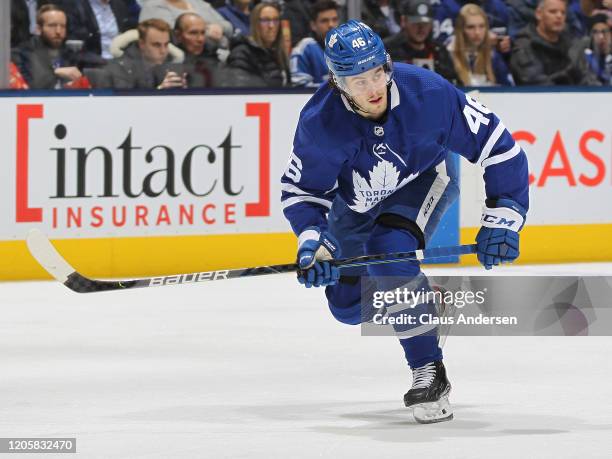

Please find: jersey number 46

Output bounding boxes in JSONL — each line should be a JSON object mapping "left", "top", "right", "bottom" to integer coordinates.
{"left": 463, "top": 94, "right": 491, "bottom": 135}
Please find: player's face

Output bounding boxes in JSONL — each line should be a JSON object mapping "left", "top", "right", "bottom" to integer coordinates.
{"left": 39, "top": 11, "right": 67, "bottom": 49}
{"left": 139, "top": 29, "right": 170, "bottom": 65}
{"left": 177, "top": 15, "right": 206, "bottom": 56}
{"left": 345, "top": 66, "right": 388, "bottom": 119}
{"left": 258, "top": 6, "right": 281, "bottom": 48}
{"left": 536, "top": 0, "right": 567, "bottom": 35}
{"left": 311, "top": 9, "right": 339, "bottom": 40}
{"left": 463, "top": 14, "right": 487, "bottom": 48}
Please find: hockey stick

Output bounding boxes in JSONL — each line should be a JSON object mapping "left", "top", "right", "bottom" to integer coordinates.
{"left": 26, "top": 229, "right": 476, "bottom": 294}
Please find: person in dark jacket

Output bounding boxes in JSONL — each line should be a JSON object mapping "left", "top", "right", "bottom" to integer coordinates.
{"left": 510, "top": 0, "right": 600, "bottom": 84}
{"left": 12, "top": 4, "right": 85, "bottom": 89}
{"left": 174, "top": 12, "right": 225, "bottom": 87}
{"left": 217, "top": 0, "right": 251, "bottom": 37}
{"left": 102, "top": 18, "right": 187, "bottom": 89}
{"left": 384, "top": 0, "right": 459, "bottom": 85}
{"left": 226, "top": 2, "right": 291, "bottom": 87}
{"left": 361, "top": 0, "right": 402, "bottom": 39}
{"left": 51, "top": 0, "right": 137, "bottom": 68}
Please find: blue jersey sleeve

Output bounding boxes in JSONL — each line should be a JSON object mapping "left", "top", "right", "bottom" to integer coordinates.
{"left": 441, "top": 82, "right": 529, "bottom": 212}
{"left": 290, "top": 38, "right": 326, "bottom": 88}
{"left": 281, "top": 120, "right": 343, "bottom": 235}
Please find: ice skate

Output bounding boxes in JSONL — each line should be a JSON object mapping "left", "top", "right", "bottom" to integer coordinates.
{"left": 404, "top": 360, "right": 453, "bottom": 424}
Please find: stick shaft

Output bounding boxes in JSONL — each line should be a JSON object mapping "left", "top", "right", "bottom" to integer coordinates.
{"left": 26, "top": 229, "right": 476, "bottom": 294}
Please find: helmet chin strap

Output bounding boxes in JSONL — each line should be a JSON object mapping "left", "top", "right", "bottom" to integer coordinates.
{"left": 330, "top": 75, "right": 392, "bottom": 120}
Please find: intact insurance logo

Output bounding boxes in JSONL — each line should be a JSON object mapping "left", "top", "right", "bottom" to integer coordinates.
{"left": 15, "top": 102, "right": 271, "bottom": 233}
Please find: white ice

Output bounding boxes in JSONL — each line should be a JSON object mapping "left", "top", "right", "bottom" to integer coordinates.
{"left": 1, "top": 263, "right": 612, "bottom": 458}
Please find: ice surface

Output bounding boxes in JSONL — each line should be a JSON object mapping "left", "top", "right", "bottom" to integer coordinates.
{"left": 1, "top": 263, "right": 612, "bottom": 458}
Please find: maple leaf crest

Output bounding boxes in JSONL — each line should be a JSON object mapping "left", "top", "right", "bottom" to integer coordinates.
{"left": 328, "top": 33, "right": 338, "bottom": 48}
{"left": 349, "top": 160, "right": 419, "bottom": 213}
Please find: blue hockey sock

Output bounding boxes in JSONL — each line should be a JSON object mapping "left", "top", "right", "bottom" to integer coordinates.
{"left": 400, "top": 335, "right": 443, "bottom": 369}
{"left": 365, "top": 224, "right": 442, "bottom": 368}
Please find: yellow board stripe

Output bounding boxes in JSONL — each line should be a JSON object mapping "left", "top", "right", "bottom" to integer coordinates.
{"left": 1, "top": 223, "right": 611, "bottom": 280}
{"left": 1, "top": 233, "right": 298, "bottom": 281}
{"left": 460, "top": 223, "right": 612, "bottom": 265}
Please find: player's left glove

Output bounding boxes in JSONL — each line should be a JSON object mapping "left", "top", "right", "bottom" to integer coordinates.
{"left": 476, "top": 199, "right": 526, "bottom": 270}
{"left": 297, "top": 227, "right": 341, "bottom": 288}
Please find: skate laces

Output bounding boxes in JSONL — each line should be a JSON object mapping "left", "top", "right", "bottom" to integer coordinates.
{"left": 411, "top": 362, "right": 437, "bottom": 389}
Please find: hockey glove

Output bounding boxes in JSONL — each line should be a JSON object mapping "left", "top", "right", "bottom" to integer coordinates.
{"left": 476, "top": 199, "right": 526, "bottom": 270}
{"left": 297, "top": 227, "right": 341, "bottom": 288}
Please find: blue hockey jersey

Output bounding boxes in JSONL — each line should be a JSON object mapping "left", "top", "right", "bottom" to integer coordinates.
{"left": 289, "top": 37, "right": 329, "bottom": 88}
{"left": 281, "top": 64, "right": 529, "bottom": 236}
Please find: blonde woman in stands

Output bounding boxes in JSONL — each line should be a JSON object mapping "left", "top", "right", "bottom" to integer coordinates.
{"left": 448, "top": 3, "right": 514, "bottom": 86}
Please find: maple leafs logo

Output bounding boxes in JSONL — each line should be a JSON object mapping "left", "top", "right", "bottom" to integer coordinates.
{"left": 328, "top": 33, "right": 338, "bottom": 48}
{"left": 349, "top": 160, "right": 419, "bottom": 213}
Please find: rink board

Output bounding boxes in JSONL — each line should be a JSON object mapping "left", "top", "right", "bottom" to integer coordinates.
{"left": 0, "top": 89, "right": 611, "bottom": 279}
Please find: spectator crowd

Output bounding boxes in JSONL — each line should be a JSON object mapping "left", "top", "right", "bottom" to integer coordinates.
{"left": 7, "top": 0, "right": 612, "bottom": 90}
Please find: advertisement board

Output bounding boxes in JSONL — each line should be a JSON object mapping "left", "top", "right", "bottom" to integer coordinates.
{"left": 0, "top": 89, "right": 610, "bottom": 279}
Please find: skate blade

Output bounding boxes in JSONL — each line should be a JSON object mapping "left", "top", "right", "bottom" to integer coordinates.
{"left": 412, "top": 396, "right": 453, "bottom": 424}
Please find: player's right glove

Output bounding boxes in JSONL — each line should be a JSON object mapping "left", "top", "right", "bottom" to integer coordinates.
{"left": 297, "top": 227, "right": 341, "bottom": 288}
{"left": 476, "top": 199, "right": 526, "bottom": 270}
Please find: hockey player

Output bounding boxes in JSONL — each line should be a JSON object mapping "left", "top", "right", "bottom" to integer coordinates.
{"left": 281, "top": 20, "right": 529, "bottom": 423}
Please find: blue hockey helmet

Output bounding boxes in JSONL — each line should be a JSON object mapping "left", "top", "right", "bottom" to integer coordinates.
{"left": 324, "top": 20, "right": 393, "bottom": 94}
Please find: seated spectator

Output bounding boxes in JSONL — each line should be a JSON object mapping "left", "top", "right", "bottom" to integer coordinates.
{"left": 434, "top": 0, "right": 511, "bottom": 55}
{"left": 508, "top": 0, "right": 586, "bottom": 37}
{"left": 139, "top": 0, "right": 233, "bottom": 45}
{"left": 217, "top": 0, "right": 251, "bottom": 37}
{"left": 581, "top": 13, "right": 612, "bottom": 83}
{"left": 283, "top": 0, "right": 317, "bottom": 47}
{"left": 510, "top": 0, "right": 600, "bottom": 84}
{"left": 361, "top": 0, "right": 402, "bottom": 39}
{"left": 12, "top": 4, "right": 90, "bottom": 89}
{"left": 225, "top": 2, "right": 291, "bottom": 87}
{"left": 290, "top": 0, "right": 339, "bottom": 87}
{"left": 174, "top": 12, "right": 225, "bottom": 86}
{"left": 102, "top": 18, "right": 187, "bottom": 88}
{"left": 384, "top": 0, "right": 459, "bottom": 85}
{"left": 51, "top": 0, "right": 138, "bottom": 68}
{"left": 448, "top": 4, "right": 514, "bottom": 85}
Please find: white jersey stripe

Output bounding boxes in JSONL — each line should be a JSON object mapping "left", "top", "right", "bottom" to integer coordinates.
{"left": 481, "top": 143, "right": 521, "bottom": 169}
{"left": 478, "top": 121, "right": 506, "bottom": 165}
{"left": 282, "top": 195, "right": 333, "bottom": 210}
{"left": 281, "top": 183, "right": 312, "bottom": 195}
